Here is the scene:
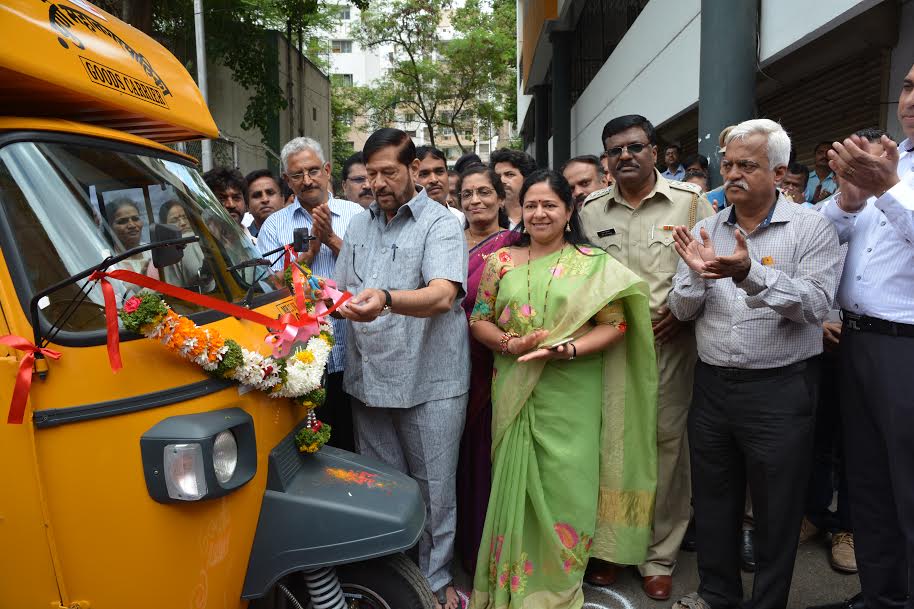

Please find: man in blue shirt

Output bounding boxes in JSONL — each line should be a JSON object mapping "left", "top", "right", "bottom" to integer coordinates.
{"left": 661, "top": 144, "right": 685, "bottom": 181}
{"left": 257, "top": 136, "right": 364, "bottom": 451}
{"left": 806, "top": 141, "right": 839, "bottom": 203}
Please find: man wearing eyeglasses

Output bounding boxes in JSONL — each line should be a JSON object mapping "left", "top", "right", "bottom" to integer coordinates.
{"left": 669, "top": 118, "right": 841, "bottom": 609}
{"left": 579, "top": 114, "right": 714, "bottom": 600}
{"left": 341, "top": 151, "right": 374, "bottom": 208}
{"left": 257, "top": 136, "right": 364, "bottom": 451}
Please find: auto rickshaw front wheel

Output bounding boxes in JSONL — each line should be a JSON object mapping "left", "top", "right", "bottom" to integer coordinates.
{"left": 279, "top": 553, "right": 438, "bottom": 609}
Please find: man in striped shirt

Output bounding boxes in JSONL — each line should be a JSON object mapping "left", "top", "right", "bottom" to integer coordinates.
{"left": 257, "top": 136, "right": 364, "bottom": 451}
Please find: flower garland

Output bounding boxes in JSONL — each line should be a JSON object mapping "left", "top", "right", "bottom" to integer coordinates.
{"left": 120, "top": 291, "right": 335, "bottom": 453}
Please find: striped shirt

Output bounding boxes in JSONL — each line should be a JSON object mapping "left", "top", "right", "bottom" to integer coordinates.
{"left": 669, "top": 193, "right": 841, "bottom": 369}
{"left": 257, "top": 193, "right": 365, "bottom": 373}
{"left": 821, "top": 139, "right": 914, "bottom": 323}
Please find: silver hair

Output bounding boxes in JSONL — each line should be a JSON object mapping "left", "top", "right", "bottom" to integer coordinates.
{"left": 724, "top": 118, "right": 791, "bottom": 170}
{"left": 280, "top": 137, "right": 326, "bottom": 172}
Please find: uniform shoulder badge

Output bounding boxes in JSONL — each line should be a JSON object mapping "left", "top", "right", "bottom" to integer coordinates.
{"left": 669, "top": 180, "right": 702, "bottom": 194}
{"left": 582, "top": 186, "right": 613, "bottom": 207}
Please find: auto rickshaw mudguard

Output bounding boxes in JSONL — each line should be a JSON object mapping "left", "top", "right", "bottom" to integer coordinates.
{"left": 241, "top": 430, "right": 426, "bottom": 599}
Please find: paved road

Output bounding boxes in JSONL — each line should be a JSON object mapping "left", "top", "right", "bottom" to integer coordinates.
{"left": 456, "top": 536, "right": 860, "bottom": 609}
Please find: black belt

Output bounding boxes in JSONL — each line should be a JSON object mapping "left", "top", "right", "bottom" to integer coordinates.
{"left": 699, "top": 359, "right": 808, "bottom": 381}
{"left": 842, "top": 311, "right": 914, "bottom": 338}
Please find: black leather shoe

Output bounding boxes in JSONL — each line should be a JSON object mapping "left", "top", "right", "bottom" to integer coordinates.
{"left": 806, "top": 592, "right": 866, "bottom": 609}
{"left": 740, "top": 528, "right": 756, "bottom": 572}
{"left": 680, "top": 516, "right": 696, "bottom": 552}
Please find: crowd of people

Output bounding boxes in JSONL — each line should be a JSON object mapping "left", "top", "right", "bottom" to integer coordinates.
{"left": 186, "top": 62, "right": 914, "bottom": 609}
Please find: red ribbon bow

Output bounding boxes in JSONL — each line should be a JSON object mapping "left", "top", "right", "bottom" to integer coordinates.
{"left": 0, "top": 335, "right": 62, "bottom": 424}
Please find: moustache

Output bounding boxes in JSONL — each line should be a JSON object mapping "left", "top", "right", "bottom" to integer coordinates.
{"left": 725, "top": 179, "right": 750, "bottom": 191}
{"left": 616, "top": 162, "right": 639, "bottom": 171}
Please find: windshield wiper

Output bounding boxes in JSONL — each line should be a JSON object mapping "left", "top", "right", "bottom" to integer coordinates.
{"left": 28, "top": 236, "right": 199, "bottom": 351}
{"left": 235, "top": 228, "right": 316, "bottom": 308}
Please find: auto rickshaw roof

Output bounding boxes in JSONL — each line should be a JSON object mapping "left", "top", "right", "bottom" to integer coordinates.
{"left": 0, "top": 0, "right": 219, "bottom": 143}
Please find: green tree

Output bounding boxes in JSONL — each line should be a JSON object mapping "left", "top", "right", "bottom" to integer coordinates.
{"left": 352, "top": 0, "right": 516, "bottom": 153}
{"left": 97, "top": 0, "right": 368, "bottom": 147}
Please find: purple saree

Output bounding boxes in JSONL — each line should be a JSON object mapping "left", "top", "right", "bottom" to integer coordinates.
{"left": 457, "top": 229, "right": 519, "bottom": 575}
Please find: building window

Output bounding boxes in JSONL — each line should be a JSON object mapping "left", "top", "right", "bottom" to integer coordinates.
{"left": 331, "top": 39, "right": 353, "bottom": 53}
{"left": 339, "top": 6, "right": 351, "bottom": 20}
{"left": 333, "top": 73, "right": 354, "bottom": 87}
{"left": 405, "top": 112, "right": 416, "bottom": 123}
{"left": 313, "top": 107, "right": 317, "bottom": 121}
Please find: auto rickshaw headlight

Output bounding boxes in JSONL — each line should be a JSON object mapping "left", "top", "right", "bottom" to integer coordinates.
{"left": 140, "top": 408, "right": 256, "bottom": 503}
{"left": 163, "top": 443, "right": 208, "bottom": 500}
{"left": 213, "top": 430, "right": 238, "bottom": 484}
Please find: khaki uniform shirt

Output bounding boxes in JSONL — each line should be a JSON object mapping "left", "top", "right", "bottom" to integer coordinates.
{"left": 580, "top": 170, "right": 715, "bottom": 316}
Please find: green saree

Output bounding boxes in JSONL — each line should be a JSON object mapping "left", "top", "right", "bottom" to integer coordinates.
{"left": 469, "top": 245, "right": 657, "bottom": 609}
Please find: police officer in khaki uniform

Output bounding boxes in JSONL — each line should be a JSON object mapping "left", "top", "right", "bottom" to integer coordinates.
{"left": 580, "top": 114, "right": 714, "bottom": 600}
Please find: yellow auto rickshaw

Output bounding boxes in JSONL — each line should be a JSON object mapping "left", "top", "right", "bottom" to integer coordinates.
{"left": 0, "top": 2, "right": 430, "bottom": 608}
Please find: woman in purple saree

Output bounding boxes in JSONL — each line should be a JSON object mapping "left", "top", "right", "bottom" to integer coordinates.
{"left": 457, "top": 165, "right": 519, "bottom": 575}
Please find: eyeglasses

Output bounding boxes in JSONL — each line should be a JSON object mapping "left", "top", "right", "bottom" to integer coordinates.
{"left": 460, "top": 187, "right": 497, "bottom": 200}
{"left": 346, "top": 175, "right": 367, "bottom": 184}
{"left": 605, "top": 143, "right": 648, "bottom": 158}
{"left": 287, "top": 167, "right": 324, "bottom": 183}
{"left": 720, "top": 159, "right": 762, "bottom": 174}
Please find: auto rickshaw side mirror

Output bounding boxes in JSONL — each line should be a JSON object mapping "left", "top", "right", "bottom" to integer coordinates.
{"left": 150, "top": 222, "right": 186, "bottom": 268}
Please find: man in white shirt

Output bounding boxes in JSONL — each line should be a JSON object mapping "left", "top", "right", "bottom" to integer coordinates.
{"left": 821, "top": 62, "right": 914, "bottom": 609}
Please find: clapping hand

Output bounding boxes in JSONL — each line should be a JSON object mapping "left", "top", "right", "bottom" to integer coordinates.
{"left": 311, "top": 204, "right": 336, "bottom": 245}
{"left": 673, "top": 226, "right": 751, "bottom": 281}
{"left": 828, "top": 135, "right": 900, "bottom": 199}
{"left": 672, "top": 226, "right": 717, "bottom": 274}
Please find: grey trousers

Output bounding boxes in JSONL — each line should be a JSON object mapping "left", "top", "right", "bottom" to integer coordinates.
{"left": 352, "top": 393, "right": 468, "bottom": 592}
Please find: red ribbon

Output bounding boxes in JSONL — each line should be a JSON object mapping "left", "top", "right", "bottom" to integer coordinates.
{"left": 89, "top": 271, "right": 123, "bottom": 372}
{"left": 0, "top": 335, "right": 62, "bottom": 424}
{"left": 88, "top": 268, "right": 351, "bottom": 371}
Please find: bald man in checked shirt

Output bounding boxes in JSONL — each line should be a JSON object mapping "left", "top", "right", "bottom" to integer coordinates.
{"left": 669, "top": 118, "right": 840, "bottom": 609}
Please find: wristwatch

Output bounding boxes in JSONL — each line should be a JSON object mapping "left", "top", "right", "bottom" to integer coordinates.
{"left": 377, "top": 289, "right": 392, "bottom": 317}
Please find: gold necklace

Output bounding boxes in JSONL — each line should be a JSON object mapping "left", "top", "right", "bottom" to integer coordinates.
{"left": 526, "top": 244, "right": 566, "bottom": 329}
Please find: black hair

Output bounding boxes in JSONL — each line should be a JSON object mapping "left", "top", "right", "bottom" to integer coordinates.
{"left": 560, "top": 154, "right": 604, "bottom": 176}
{"left": 243, "top": 169, "right": 279, "bottom": 200}
{"left": 683, "top": 170, "right": 709, "bottom": 190}
{"left": 814, "top": 141, "right": 833, "bottom": 154}
{"left": 683, "top": 153, "right": 709, "bottom": 171}
{"left": 341, "top": 152, "right": 364, "bottom": 182}
{"left": 454, "top": 152, "right": 483, "bottom": 173}
{"left": 280, "top": 180, "right": 294, "bottom": 201}
{"left": 786, "top": 162, "right": 810, "bottom": 186}
{"left": 854, "top": 127, "right": 888, "bottom": 143}
{"left": 203, "top": 166, "right": 246, "bottom": 196}
{"left": 105, "top": 197, "right": 141, "bottom": 222}
{"left": 665, "top": 143, "right": 682, "bottom": 154}
{"left": 447, "top": 168, "right": 460, "bottom": 178}
{"left": 514, "top": 169, "right": 589, "bottom": 249}
{"left": 416, "top": 145, "right": 447, "bottom": 163}
{"left": 457, "top": 165, "right": 510, "bottom": 229}
{"left": 489, "top": 148, "right": 538, "bottom": 177}
{"left": 363, "top": 128, "right": 416, "bottom": 166}
{"left": 158, "top": 199, "right": 186, "bottom": 224}
{"left": 601, "top": 114, "right": 657, "bottom": 147}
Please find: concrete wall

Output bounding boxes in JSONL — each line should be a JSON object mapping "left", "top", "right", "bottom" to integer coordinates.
{"left": 564, "top": 0, "right": 893, "bottom": 157}
{"left": 568, "top": 0, "right": 700, "bottom": 156}
{"left": 205, "top": 33, "right": 330, "bottom": 175}
{"left": 885, "top": 0, "right": 914, "bottom": 141}
{"left": 758, "top": 0, "right": 883, "bottom": 64}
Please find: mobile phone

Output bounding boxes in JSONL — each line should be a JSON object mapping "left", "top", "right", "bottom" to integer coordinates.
{"left": 546, "top": 337, "right": 574, "bottom": 349}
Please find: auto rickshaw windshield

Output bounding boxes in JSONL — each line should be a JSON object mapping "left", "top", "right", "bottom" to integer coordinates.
{"left": 0, "top": 140, "right": 282, "bottom": 335}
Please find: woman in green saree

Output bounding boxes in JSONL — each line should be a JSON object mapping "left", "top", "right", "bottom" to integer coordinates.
{"left": 468, "top": 170, "right": 658, "bottom": 609}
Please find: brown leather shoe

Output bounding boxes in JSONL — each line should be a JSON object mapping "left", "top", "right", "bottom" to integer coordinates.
{"left": 584, "top": 558, "right": 617, "bottom": 586}
{"left": 643, "top": 575, "right": 672, "bottom": 600}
